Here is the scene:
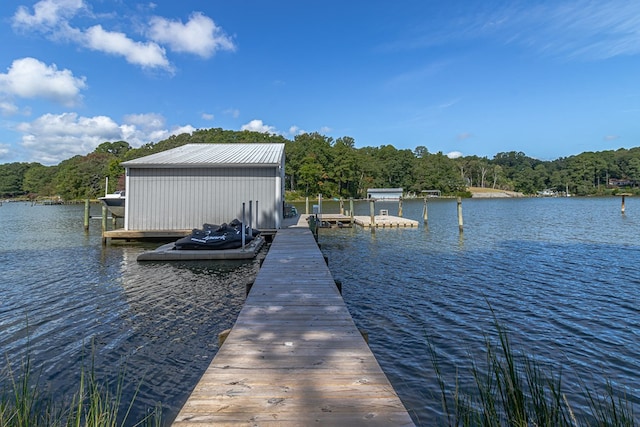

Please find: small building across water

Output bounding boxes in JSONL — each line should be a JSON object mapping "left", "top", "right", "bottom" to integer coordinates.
{"left": 366, "top": 187, "right": 403, "bottom": 200}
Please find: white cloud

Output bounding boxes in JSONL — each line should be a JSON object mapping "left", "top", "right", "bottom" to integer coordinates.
{"left": 0, "top": 101, "right": 19, "bottom": 116}
{"left": 224, "top": 108, "right": 240, "bottom": 118}
{"left": 447, "top": 151, "right": 463, "bottom": 159}
{"left": 17, "top": 112, "right": 121, "bottom": 164}
{"left": 12, "top": 0, "right": 84, "bottom": 31}
{"left": 0, "top": 144, "right": 10, "bottom": 159}
{"left": 121, "top": 113, "right": 194, "bottom": 146}
{"left": 201, "top": 112, "right": 214, "bottom": 120}
{"left": 148, "top": 12, "right": 236, "bottom": 58}
{"left": 84, "top": 25, "right": 170, "bottom": 70}
{"left": 15, "top": 111, "right": 195, "bottom": 164}
{"left": 0, "top": 57, "right": 87, "bottom": 106}
{"left": 11, "top": 1, "right": 234, "bottom": 71}
{"left": 241, "top": 119, "right": 277, "bottom": 134}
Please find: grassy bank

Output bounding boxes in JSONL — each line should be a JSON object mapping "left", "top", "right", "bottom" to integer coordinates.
{"left": 428, "top": 311, "right": 636, "bottom": 426}
{"left": 0, "top": 353, "right": 161, "bottom": 427}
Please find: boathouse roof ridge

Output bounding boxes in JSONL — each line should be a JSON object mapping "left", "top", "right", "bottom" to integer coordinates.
{"left": 121, "top": 143, "right": 285, "bottom": 168}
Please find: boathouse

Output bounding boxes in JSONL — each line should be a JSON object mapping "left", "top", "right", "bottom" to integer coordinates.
{"left": 367, "top": 187, "right": 403, "bottom": 200}
{"left": 120, "top": 143, "right": 285, "bottom": 231}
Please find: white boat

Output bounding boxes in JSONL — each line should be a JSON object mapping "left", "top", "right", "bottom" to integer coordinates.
{"left": 99, "top": 190, "right": 125, "bottom": 217}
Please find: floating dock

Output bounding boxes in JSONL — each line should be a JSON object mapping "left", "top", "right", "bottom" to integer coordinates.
{"left": 172, "top": 227, "right": 414, "bottom": 426}
{"left": 137, "top": 236, "right": 265, "bottom": 261}
{"left": 352, "top": 215, "right": 418, "bottom": 228}
{"left": 313, "top": 213, "right": 418, "bottom": 228}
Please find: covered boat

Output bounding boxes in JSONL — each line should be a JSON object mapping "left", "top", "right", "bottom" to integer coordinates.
{"left": 174, "top": 219, "right": 260, "bottom": 250}
{"left": 98, "top": 190, "right": 126, "bottom": 217}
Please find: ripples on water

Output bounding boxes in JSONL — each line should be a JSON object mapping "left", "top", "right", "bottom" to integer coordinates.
{"left": 315, "top": 198, "right": 640, "bottom": 424}
{"left": 0, "top": 202, "right": 263, "bottom": 423}
{"left": 1, "top": 198, "right": 639, "bottom": 425}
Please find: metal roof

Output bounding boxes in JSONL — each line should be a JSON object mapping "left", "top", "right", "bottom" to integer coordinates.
{"left": 121, "top": 143, "right": 285, "bottom": 168}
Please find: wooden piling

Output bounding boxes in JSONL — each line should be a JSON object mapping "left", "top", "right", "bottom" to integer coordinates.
{"left": 457, "top": 197, "right": 464, "bottom": 233}
{"left": 422, "top": 197, "right": 428, "bottom": 224}
{"left": 349, "top": 198, "right": 354, "bottom": 225}
{"left": 84, "top": 199, "right": 90, "bottom": 232}
{"left": 369, "top": 199, "right": 375, "bottom": 228}
{"left": 339, "top": 198, "right": 344, "bottom": 215}
{"left": 398, "top": 197, "right": 403, "bottom": 217}
{"left": 305, "top": 196, "right": 309, "bottom": 215}
{"left": 620, "top": 193, "right": 631, "bottom": 214}
{"left": 101, "top": 205, "right": 108, "bottom": 232}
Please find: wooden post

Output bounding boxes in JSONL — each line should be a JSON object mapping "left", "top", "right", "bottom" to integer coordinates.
{"left": 622, "top": 195, "right": 626, "bottom": 214}
{"left": 398, "top": 197, "right": 403, "bottom": 217}
{"left": 457, "top": 197, "right": 463, "bottom": 233}
{"left": 101, "top": 205, "right": 107, "bottom": 232}
{"left": 340, "top": 198, "right": 344, "bottom": 215}
{"left": 305, "top": 197, "right": 309, "bottom": 215}
{"left": 318, "top": 193, "right": 322, "bottom": 216}
{"left": 349, "top": 198, "right": 354, "bottom": 226}
{"left": 101, "top": 204, "right": 108, "bottom": 245}
{"left": 84, "top": 198, "right": 90, "bottom": 232}
{"left": 422, "top": 197, "right": 428, "bottom": 224}
{"left": 369, "top": 199, "right": 375, "bottom": 228}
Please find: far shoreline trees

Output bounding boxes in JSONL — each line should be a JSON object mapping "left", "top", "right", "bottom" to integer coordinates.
{"left": 1, "top": 128, "right": 639, "bottom": 199}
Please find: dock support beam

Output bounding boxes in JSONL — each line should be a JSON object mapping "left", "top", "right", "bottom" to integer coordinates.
{"left": 423, "top": 197, "right": 428, "bottom": 225}
{"left": 457, "top": 197, "right": 464, "bottom": 233}
{"left": 349, "top": 198, "right": 354, "bottom": 226}
{"left": 84, "top": 199, "right": 90, "bottom": 232}
{"left": 369, "top": 199, "right": 375, "bottom": 228}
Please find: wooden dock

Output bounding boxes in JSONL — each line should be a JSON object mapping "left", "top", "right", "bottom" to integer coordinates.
{"left": 310, "top": 213, "right": 418, "bottom": 228}
{"left": 172, "top": 227, "right": 415, "bottom": 426}
{"left": 352, "top": 215, "right": 418, "bottom": 228}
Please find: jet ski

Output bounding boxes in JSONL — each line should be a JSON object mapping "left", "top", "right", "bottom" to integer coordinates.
{"left": 174, "top": 219, "right": 260, "bottom": 250}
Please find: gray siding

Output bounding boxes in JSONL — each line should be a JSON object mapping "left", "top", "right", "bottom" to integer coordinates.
{"left": 126, "top": 166, "right": 281, "bottom": 230}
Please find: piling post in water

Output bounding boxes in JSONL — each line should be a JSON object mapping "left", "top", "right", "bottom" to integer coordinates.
{"left": 340, "top": 198, "right": 344, "bottom": 215}
{"left": 349, "top": 198, "right": 354, "bottom": 226}
{"left": 305, "top": 197, "right": 309, "bottom": 215}
{"left": 84, "top": 199, "right": 90, "bottom": 232}
{"left": 457, "top": 197, "right": 464, "bottom": 233}
{"left": 620, "top": 193, "right": 631, "bottom": 214}
{"left": 318, "top": 193, "right": 323, "bottom": 216}
{"left": 398, "top": 197, "right": 403, "bottom": 217}
{"left": 422, "top": 197, "right": 428, "bottom": 224}
{"left": 101, "top": 204, "right": 108, "bottom": 232}
{"left": 369, "top": 199, "right": 375, "bottom": 228}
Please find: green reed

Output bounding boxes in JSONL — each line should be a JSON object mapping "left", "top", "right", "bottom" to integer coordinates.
{"left": 0, "top": 351, "right": 161, "bottom": 427}
{"left": 428, "top": 309, "right": 636, "bottom": 426}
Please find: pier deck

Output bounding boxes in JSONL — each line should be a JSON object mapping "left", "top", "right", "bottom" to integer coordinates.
{"left": 172, "top": 227, "right": 414, "bottom": 426}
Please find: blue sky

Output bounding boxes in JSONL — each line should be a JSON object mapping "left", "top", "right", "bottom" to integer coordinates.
{"left": 1, "top": 0, "right": 639, "bottom": 165}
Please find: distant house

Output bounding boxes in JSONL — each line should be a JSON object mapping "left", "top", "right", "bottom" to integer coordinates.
{"left": 120, "top": 143, "right": 285, "bottom": 231}
{"left": 366, "top": 188, "right": 403, "bottom": 200}
{"left": 608, "top": 178, "right": 636, "bottom": 188}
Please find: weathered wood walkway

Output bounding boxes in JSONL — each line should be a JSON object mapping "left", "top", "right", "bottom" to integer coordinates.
{"left": 172, "top": 227, "right": 415, "bottom": 426}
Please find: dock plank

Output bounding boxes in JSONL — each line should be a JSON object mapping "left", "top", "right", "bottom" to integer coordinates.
{"left": 172, "top": 227, "right": 415, "bottom": 426}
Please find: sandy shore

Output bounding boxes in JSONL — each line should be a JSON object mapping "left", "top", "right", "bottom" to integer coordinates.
{"left": 468, "top": 187, "right": 524, "bottom": 198}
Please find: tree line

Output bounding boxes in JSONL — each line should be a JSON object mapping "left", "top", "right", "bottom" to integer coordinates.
{"left": 1, "top": 128, "right": 639, "bottom": 200}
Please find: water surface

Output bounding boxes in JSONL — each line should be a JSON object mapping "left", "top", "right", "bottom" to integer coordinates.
{"left": 1, "top": 197, "right": 639, "bottom": 425}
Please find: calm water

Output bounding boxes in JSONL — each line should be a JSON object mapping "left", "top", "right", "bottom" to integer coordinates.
{"left": 1, "top": 197, "right": 639, "bottom": 425}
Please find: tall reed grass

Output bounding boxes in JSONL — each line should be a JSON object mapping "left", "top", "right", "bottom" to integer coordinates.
{"left": 0, "top": 352, "right": 161, "bottom": 427}
{"left": 428, "top": 308, "right": 636, "bottom": 426}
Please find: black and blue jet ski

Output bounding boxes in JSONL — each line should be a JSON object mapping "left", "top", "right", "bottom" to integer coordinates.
{"left": 174, "top": 219, "right": 260, "bottom": 250}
